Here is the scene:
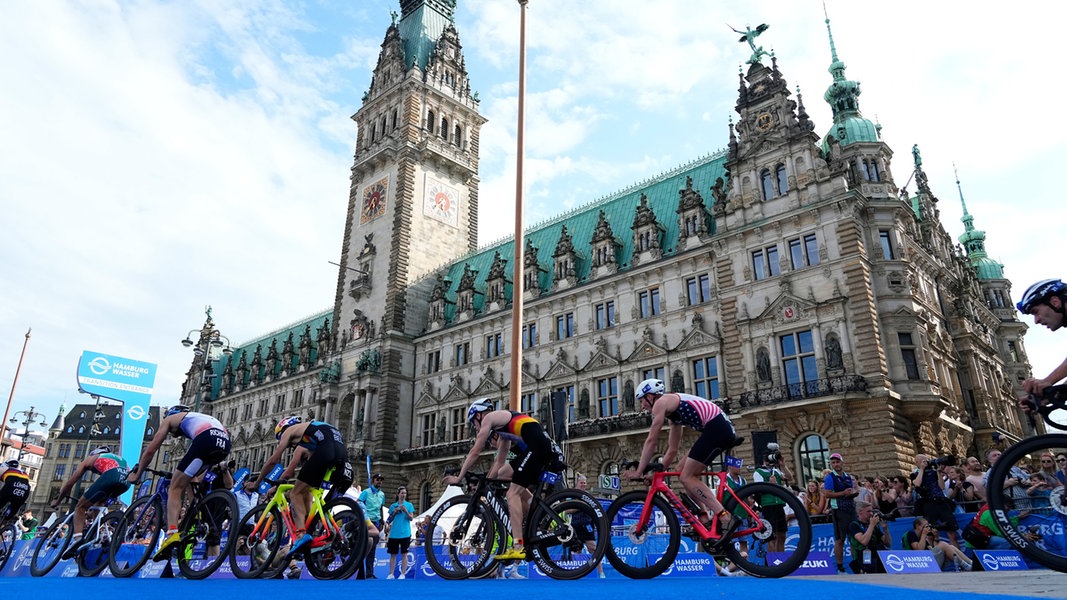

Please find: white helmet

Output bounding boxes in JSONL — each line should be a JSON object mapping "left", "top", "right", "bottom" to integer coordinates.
{"left": 466, "top": 399, "right": 494, "bottom": 424}
{"left": 635, "top": 378, "right": 665, "bottom": 400}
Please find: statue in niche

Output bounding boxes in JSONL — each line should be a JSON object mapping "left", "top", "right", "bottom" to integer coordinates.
{"left": 316, "top": 318, "right": 331, "bottom": 358}
{"left": 299, "top": 325, "right": 312, "bottom": 366}
{"left": 538, "top": 397, "right": 551, "bottom": 424}
{"left": 623, "top": 380, "right": 635, "bottom": 412}
{"left": 578, "top": 390, "right": 591, "bottom": 420}
{"left": 265, "top": 340, "right": 279, "bottom": 376}
{"left": 435, "top": 418, "right": 446, "bottom": 444}
{"left": 756, "top": 347, "right": 771, "bottom": 382}
{"left": 826, "top": 335, "right": 843, "bottom": 370}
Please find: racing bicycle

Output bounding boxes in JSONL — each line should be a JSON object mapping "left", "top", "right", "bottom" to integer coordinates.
{"left": 423, "top": 468, "right": 607, "bottom": 580}
{"left": 986, "top": 384, "right": 1067, "bottom": 571}
{"left": 30, "top": 496, "right": 123, "bottom": 577}
{"left": 603, "top": 459, "right": 811, "bottom": 578}
{"left": 227, "top": 468, "right": 367, "bottom": 580}
{"left": 108, "top": 466, "right": 239, "bottom": 579}
{"left": 0, "top": 502, "right": 24, "bottom": 573}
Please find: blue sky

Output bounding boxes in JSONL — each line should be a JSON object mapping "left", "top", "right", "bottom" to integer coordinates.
{"left": 1, "top": 0, "right": 1063, "bottom": 436}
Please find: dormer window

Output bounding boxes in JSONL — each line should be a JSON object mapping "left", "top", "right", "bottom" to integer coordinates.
{"left": 552, "top": 226, "right": 579, "bottom": 290}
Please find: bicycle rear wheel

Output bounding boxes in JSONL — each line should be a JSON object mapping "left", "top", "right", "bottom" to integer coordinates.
{"left": 986, "top": 434, "right": 1067, "bottom": 572}
{"left": 175, "top": 489, "right": 239, "bottom": 580}
{"left": 424, "top": 494, "right": 504, "bottom": 579}
{"left": 721, "top": 482, "right": 811, "bottom": 577}
{"left": 0, "top": 521, "right": 18, "bottom": 573}
{"left": 79, "top": 510, "right": 122, "bottom": 577}
{"left": 229, "top": 503, "right": 285, "bottom": 579}
{"left": 30, "top": 514, "right": 73, "bottom": 577}
{"left": 527, "top": 490, "right": 608, "bottom": 580}
{"left": 603, "top": 491, "right": 679, "bottom": 579}
{"left": 108, "top": 495, "right": 164, "bottom": 578}
{"left": 305, "top": 497, "right": 368, "bottom": 580}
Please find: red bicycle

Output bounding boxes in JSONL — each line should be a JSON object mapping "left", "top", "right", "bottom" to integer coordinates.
{"left": 603, "top": 461, "right": 811, "bottom": 578}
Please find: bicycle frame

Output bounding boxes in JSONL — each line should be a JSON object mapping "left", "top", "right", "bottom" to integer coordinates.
{"left": 250, "top": 480, "right": 340, "bottom": 547}
{"left": 636, "top": 469, "right": 761, "bottom": 541}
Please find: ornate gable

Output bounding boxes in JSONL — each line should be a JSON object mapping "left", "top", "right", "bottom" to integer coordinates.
{"left": 582, "top": 347, "right": 620, "bottom": 372}
{"left": 754, "top": 293, "right": 817, "bottom": 326}
{"left": 626, "top": 333, "right": 668, "bottom": 363}
{"left": 676, "top": 327, "right": 720, "bottom": 352}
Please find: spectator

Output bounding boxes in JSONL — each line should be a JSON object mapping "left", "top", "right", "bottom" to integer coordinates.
{"left": 803, "top": 479, "right": 828, "bottom": 523}
{"left": 1027, "top": 472, "right": 1053, "bottom": 508}
{"left": 983, "top": 448, "right": 1030, "bottom": 507}
{"left": 1056, "top": 452, "right": 1067, "bottom": 486}
{"left": 855, "top": 476, "right": 876, "bottom": 505}
{"left": 889, "top": 475, "right": 914, "bottom": 518}
{"left": 17, "top": 509, "right": 38, "bottom": 540}
{"left": 233, "top": 478, "right": 260, "bottom": 554}
{"left": 1037, "top": 453, "right": 1061, "bottom": 487}
{"left": 963, "top": 456, "right": 987, "bottom": 502}
{"left": 573, "top": 474, "right": 606, "bottom": 578}
{"left": 415, "top": 515, "right": 430, "bottom": 547}
{"left": 962, "top": 502, "right": 1034, "bottom": 551}
{"left": 905, "top": 517, "right": 973, "bottom": 571}
{"left": 848, "top": 500, "right": 891, "bottom": 574}
{"left": 910, "top": 454, "right": 960, "bottom": 548}
{"left": 824, "top": 452, "right": 859, "bottom": 573}
{"left": 873, "top": 476, "right": 896, "bottom": 517}
{"left": 944, "top": 466, "right": 980, "bottom": 513}
{"left": 356, "top": 473, "right": 386, "bottom": 579}
{"left": 385, "top": 486, "right": 414, "bottom": 579}
{"left": 753, "top": 445, "right": 793, "bottom": 554}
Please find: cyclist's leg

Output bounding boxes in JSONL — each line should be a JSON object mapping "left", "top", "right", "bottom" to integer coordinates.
{"left": 681, "top": 416, "right": 736, "bottom": 529}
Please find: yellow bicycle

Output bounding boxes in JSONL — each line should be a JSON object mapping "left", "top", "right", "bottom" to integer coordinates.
{"left": 228, "top": 470, "right": 367, "bottom": 580}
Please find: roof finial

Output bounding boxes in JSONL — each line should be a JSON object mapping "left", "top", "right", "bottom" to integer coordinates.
{"left": 824, "top": 2, "right": 840, "bottom": 64}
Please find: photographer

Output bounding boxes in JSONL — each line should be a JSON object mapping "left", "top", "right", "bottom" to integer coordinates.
{"left": 906, "top": 517, "right": 973, "bottom": 571}
{"left": 753, "top": 443, "right": 793, "bottom": 553}
{"left": 910, "top": 453, "right": 960, "bottom": 548}
{"left": 848, "top": 501, "right": 891, "bottom": 574}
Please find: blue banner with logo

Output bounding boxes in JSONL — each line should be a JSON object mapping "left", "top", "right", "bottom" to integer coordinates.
{"left": 76, "top": 350, "right": 157, "bottom": 505}
{"left": 973, "top": 549, "right": 1030, "bottom": 571}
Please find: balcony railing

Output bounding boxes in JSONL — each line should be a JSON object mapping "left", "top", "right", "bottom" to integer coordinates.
{"left": 733, "top": 374, "right": 867, "bottom": 410}
{"left": 568, "top": 412, "right": 653, "bottom": 438}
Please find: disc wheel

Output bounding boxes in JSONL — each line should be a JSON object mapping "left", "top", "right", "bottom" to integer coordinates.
{"left": 602, "top": 491, "right": 679, "bottom": 579}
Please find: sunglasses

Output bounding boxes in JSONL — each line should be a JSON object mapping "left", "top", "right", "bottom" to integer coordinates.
{"left": 1058, "top": 459, "right": 1067, "bottom": 463}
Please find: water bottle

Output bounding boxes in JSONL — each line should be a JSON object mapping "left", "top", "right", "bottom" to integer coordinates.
{"left": 953, "top": 555, "right": 961, "bottom": 572}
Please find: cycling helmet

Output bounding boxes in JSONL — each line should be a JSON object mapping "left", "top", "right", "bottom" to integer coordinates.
{"left": 4, "top": 459, "right": 18, "bottom": 469}
{"left": 466, "top": 399, "right": 494, "bottom": 424}
{"left": 1017, "top": 279, "right": 1067, "bottom": 314}
{"left": 89, "top": 445, "right": 111, "bottom": 456}
{"left": 165, "top": 405, "right": 190, "bottom": 418}
{"left": 635, "top": 378, "right": 666, "bottom": 400}
{"left": 275, "top": 415, "right": 302, "bottom": 440}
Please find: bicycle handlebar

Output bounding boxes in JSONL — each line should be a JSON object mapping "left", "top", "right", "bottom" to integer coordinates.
{"left": 1027, "top": 384, "right": 1067, "bottom": 431}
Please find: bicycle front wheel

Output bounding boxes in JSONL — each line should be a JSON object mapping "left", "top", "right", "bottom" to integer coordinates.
{"left": 721, "top": 482, "right": 811, "bottom": 578}
{"left": 30, "top": 514, "right": 73, "bottom": 577}
{"left": 79, "top": 510, "right": 122, "bottom": 577}
{"left": 987, "top": 434, "right": 1067, "bottom": 572}
{"left": 228, "top": 503, "right": 284, "bottom": 579}
{"left": 527, "top": 490, "right": 608, "bottom": 580}
{"left": 108, "top": 495, "right": 164, "bottom": 578}
{"left": 603, "top": 491, "right": 679, "bottom": 579}
{"left": 0, "top": 522, "right": 18, "bottom": 573}
{"left": 175, "top": 489, "right": 239, "bottom": 580}
{"left": 424, "top": 494, "right": 504, "bottom": 580}
{"left": 305, "top": 497, "right": 368, "bottom": 580}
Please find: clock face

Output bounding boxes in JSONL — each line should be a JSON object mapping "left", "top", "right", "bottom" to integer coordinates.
{"left": 424, "top": 175, "right": 460, "bottom": 227}
{"left": 360, "top": 177, "right": 389, "bottom": 224}
{"left": 756, "top": 112, "right": 773, "bottom": 132}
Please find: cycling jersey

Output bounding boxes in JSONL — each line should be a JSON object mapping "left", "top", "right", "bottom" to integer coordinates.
{"left": 296, "top": 421, "right": 347, "bottom": 489}
{"left": 178, "top": 412, "right": 228, "bottom": 439}
{"left": 89, "top": 452, "right": 128, "bottom": 475}
{"left": 666, "top": 393, "right": 723, "bottom": 431}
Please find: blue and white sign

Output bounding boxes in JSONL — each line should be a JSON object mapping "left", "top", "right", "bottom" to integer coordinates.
{"left": 878, "top": 550, "right": 942, "bottom": 573}
{"left": 258, "top": 463, "right": 284, "bottom": 494}
{"left": 76, "top": 350, "right": 157, "bottom": 504}
{"left": 773, "top": 551, "right": 837, "bottom": 575}
{"left": 974, "top": 550, "right": 1030, "bottom": 571}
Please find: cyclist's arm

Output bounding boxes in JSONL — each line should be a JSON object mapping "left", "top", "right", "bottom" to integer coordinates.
{"left": 1023, "top": 357, "right": 1067, "bottom": 398}
{"left": 257, "top": 434, "right": 292, "bottom": 483}
{"left": 278, "top": 446, "right": 309, "bottom": 481}
{"left": 456, "top": 417, "right": 496, "bottom": 480}
{"left": 130, "top": 415, "right": 176, "bottom": 481}
{"left": 56, "top": 456, "right": 91, "bottom": 503}
{"left": 487, "top": 439, "right": 509, "bottom": 478}
{"left": 636, "top": 403, "right": 670, "bottom": 475}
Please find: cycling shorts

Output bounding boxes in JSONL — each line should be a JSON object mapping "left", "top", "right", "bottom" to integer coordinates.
{"left": 687, "top": 414, "right": 736, "bottom": 464}
{"left": 298, "top": 439, "right": 348, "bottom": 489}
{"left": 83, "top": 468, "right": 131, "bottom": 503}
{"left": 176, "top": 428, "right": 231, "bottom": 477}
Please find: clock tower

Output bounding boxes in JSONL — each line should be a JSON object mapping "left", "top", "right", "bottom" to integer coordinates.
{"left": 329, "top": 0, "right": 486, "bottom": 459}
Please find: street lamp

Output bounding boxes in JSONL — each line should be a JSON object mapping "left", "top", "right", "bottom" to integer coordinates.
{"left": 182, "top": 306, "right": 232, "bottom": 413}
{"left": 9, "top": 405, "right": 47, "bottom": 462}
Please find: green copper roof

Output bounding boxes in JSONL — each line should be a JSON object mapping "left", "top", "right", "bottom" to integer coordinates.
{"left": 956, "top": 174, "right": 1004, "bottom": 280}
{"left": 820, "top": 13, "right": 880, "bottom": 150}
{"left": 436, "top": 152, "right": 726, "bottom": 321}
{"left": 398, "top": 0, "right": 456, "bottom": 70}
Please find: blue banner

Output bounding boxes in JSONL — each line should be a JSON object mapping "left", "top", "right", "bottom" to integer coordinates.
{"left": 258, "top": 463, "right": 284, "bottom": 494}
{"left": 231, "top": 467, "right": 250, "bottom": 491}
{"left": 878, "top": 550, "right": 942, "bottom": 573}
{"left": 76, "top": 350, "right": 157, "bottom": 505}
{"left": 974, "top": 549, "right": 1030, "bottom": 571}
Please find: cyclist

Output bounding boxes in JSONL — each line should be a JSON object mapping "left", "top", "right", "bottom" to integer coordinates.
{"left": 50, "top": 445, "right": 130, "bottom": 559}
{"left": 0, "top": 459, "right": 31, "bottom": 521}
{"left": 442, "top": 398, "right": 557, "bottom": 560}
{"left": 1016, "top": 279, "right": 1067, "bottom": 404}
{"left": 127, "top": 405, "right": 231, "bottom": 560}
{"left": 624, "top": 379, "right": 741, "bottom": 542}
{"left": 255, "top": 415, "right": 348, "bottom": 555}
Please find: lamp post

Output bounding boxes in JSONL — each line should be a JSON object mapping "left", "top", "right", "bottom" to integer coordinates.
{"left": 181, "top": 306, "right": 232, "bottom": 413}
{"left": 9, "top": 405, "right": 47, "bottom": 462}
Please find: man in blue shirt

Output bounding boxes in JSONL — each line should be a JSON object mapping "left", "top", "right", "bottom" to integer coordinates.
{"left": 356, "top": 473, "right": 386, "bottom": 579}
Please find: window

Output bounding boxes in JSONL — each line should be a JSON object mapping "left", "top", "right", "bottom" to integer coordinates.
{"left": 427, "top": 109, "right": 435, "bottom": 134}
{"left": 455, "top": 341, "right": 470, "bottom": 366}
{"left": 798, "top": 434, "right": 830, "bottom": 484}
{"left": 788, "top": 234, "right": 820, "bottom": 269}
{"left": 638, "top": 288, "right": 661, "bottom": 318}
{"left": 760, "top": 169, "right": 775, "bottom": 200}
{"left": 243, "top": 404, "right": 253, "bottom": 420}
{"left": 521, "top": 392, "right": 538, "bottom": 415}
{"left": 862, "top": 159, "right": 881, "bottom": 182}
{"left": 454, "top": 125, "right": 463, "bottom": 147}
{"left": 642, "top": 367, "right": 665, "bottom": 382}
{"left": 556, "top": 313, "right": 575, "bottom": 339}
{"left": 692, "top": 356, "right": 720, "bottom": 400}
{"left": 229, "top": 407, "right": 238, "bottom": 423}
{"left": 292, "top": 389, "right": 304, "bottom": 408}
{"left": 53, "top": 464, "right": 66, "bottom": 481}
{"left": 781, "top": 330, "right": 819, "bottom": 397}
{"left": 752, "top": 245, "right": 780, "bottom": 280}
{"left": 686, "top": 274, "right": 711, "bottom": 305}
{"left": 597, "top": 377, "right": 619, "bottom": 417}
{"left": 879, "top": 230, "right": 895, "bottom": 260}
{"left": 59, "top": 443, "right": 70, "bottom": 458}
{"left": 421, "top": 413, "right": 436, "bottom": 446}
{"left": 426, "top": 349, "right": 442, "bottom": 373}
{"left": 683, "top": 213, "right": 701, "bottom": 237}
{"left": 595, "top": 301, "right": 616, "bottom": 330}
{"left": 1008, "top": 341, "right": 1019, "bottom": 363}
{"left": 274, "top": 394, "right": 286, "bottom": 412}
{"left": 522, "top": 323, "right": 537, "bottom": 349}
{"left": 486, "top": 333, "right": 503, "bottom": 358}
{"left": 556, "top": 385, "right": 576, "bottom": 423}
{"left": 451, "top": 407, "right": 465, "bottom": 442}
{"left": 391, "top": 109, "right": 398, "bottom": 130}
{"left": 899, "top": 332, "right": 920, "bottom": 380}
{"left": 441, "top": 117, "right": 449, "bottom": 141}
{"left": 258, "top": 398, "right": 268, "bottom": 417}
{"left": 776, "top": 164, "right": 789, "bottom": 194}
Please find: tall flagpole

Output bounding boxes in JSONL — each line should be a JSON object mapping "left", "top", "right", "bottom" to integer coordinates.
{"left": 508, "top": 0, "right": 529, "bottom": 412}
{"left": 1, "top": 328, "right": 32, "bottom": 451}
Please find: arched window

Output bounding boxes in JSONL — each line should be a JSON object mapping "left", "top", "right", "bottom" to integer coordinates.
{"left": 869, "top": 159, "right": 881, "bottom": 182}
{"left": 441, "top": 117, "right": 449, "bottom": 141}
{"left": 370, "top": 123, "right": 376, "bottom": 142}
{"left": 391, "top": 109, "right": 398, "bottom": 130}
{"left": 760, "top": 169, "right": 774, "bottom": 200}
{"left": 775, "top": 164, "right": 788, "bottom": 195}
{"left": 797, "top": 433, "right": 830, "bottom": 485}
{"left": 454, "top": 125, "right": 462, "bottom": 147}
{"left": 420, "top": 482, "right": 433, "bottom": 513}
{"left": 381, "top": 116, "right": 387, "bottom": 137}
{"left": 427, "top": 110, "right": 435, "bottom": 134}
